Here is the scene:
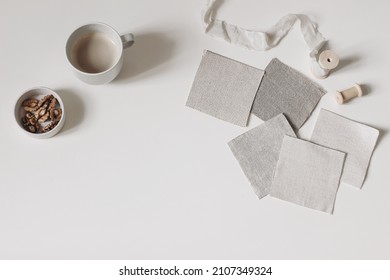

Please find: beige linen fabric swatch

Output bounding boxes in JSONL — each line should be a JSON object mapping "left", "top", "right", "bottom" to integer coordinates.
{"left": 186, "top": 50, "right": 264, "bottom": 127}
{"left": 251, "top": 58, "right": 326, "bottom": 129}
{"left": 310, "top": 109, "right": 379, "bottom": 188}
{"left": 228, "top": 114, "right": 296, "bottom": 199}
{"left": 271, "top": 136, "right": 345, "bottom": 214}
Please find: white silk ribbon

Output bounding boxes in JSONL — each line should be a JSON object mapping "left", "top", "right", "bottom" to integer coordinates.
{"left": 202, "top": 0, "right": 327, "bottom": 73}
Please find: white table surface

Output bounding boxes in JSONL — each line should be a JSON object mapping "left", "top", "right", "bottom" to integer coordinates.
{"left": 1, "top": 0, "right": 389, "bottom": 259}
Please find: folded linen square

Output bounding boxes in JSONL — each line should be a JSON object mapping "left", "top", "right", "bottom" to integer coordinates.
{"left": 251, "top": 58, "right": 326, "bottom": 129}
{"left": 228, "top": 114, "right": 296, "bottom": 199}
{"left": 186, "top": 50, "right": 264, "bottom": 127}
{"left": 310, "top": 109, "right": 379, "bottom": 188}
{"left": 271, "top": 136, "right": 345, "bottom": 214}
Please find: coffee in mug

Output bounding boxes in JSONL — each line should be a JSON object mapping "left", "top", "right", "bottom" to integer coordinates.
{"left": 66, "top": 23, "right": 134, "bottom": 85}
{"left": 71, "top": 32, "right": 119, "bottom": 73}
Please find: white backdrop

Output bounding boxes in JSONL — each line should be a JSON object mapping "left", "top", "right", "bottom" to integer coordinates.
{"left": 0, "top": 0, "right": 389, "bottom": 259}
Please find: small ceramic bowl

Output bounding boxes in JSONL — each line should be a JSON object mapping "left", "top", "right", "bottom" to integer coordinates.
{"left": 14, "top": 87, "right": 66, "bottom": 139}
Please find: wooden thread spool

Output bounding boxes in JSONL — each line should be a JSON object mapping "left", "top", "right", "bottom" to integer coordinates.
{"left": 335, "top": 84, "right": 363, "bottom": 104}
{"left": 311, "top": 50, "right": 339, "bottom": 79}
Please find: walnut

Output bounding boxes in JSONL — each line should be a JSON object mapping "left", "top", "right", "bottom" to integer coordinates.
{"left": 49, "top": 108, "right": 55, "bottom": 121}
{"left": 49, "top": 98, "right": 57, "bottom": 110}
{"left": 38, "top": 112, "right": 50, "bottom": 123}
{"left": 53, "top": 108, "right": 62, "bottom": 121}
{"left": 23, "top": 106, "right": 38, "bottom": 113}
{"left": 34, "top": 107, "right": 47, "bottom": 119}
{"left": 37, "top": 95, "right": 53, "bottom": 108}
{"left": 24, "top": 113, "right": 37, "bottom": 125}
{"left": 28, "top": 117, "right": 38, "bottom": 125}
{"left": 22, "top": 117, "right": 29, "bottom": 130}
{"left": 22, "top": 99, "right": 39, "bottom": 108}
{"left": 42, "top": 101, "right": 50, "bottom": 109}
{"left": 41, "top": 121, "right": 58, "bottom": 133}
{"left": 27, "top": 125, "right": 37, "bottom": 133}
{"left": 21, "top": 94, "right": 61, "bottom": 134}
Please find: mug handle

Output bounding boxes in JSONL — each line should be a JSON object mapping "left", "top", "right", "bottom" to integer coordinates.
{"left": 121, "top": 33, "right": 135, "bottom": 49}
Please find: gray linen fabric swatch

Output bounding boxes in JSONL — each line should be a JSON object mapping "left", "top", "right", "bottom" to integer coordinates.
{"left": 310, "top": 109, "right": 379, "bottom": 189}
{"left": 186, "top": 50, "right": 264, "bottom": 127}
{"left": 271, "top": 136, "right": 345, "bottom": 214}
{"left": 251, "top": 58, "right": 326, "bottom": 129}
{"left": 228, "top": 114, "right": 296, "bottom": 199}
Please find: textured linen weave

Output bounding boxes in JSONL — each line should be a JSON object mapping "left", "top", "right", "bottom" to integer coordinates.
{"left": 271, "top": 136, "right": 345, "bottom": 214}
{"left": 310, "top": 109, "right": 379, "bottom": 188}
{"left": 228, "top": 114, "right": 296, "bottom": 199}
{"left": 186, "top": 50, "right": 264, "bottom": 127}
{"left": 251, "top": 58, "right": 326, "bottom": 129}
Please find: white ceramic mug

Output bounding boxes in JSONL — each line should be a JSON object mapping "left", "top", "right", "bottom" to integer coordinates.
{"left": 66, "top": 23, "right": 134, "bottom": 85}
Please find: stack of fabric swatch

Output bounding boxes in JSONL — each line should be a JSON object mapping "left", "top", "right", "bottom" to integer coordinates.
{"left": 186, "top": 50, "right": 379, "bottom": 214}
